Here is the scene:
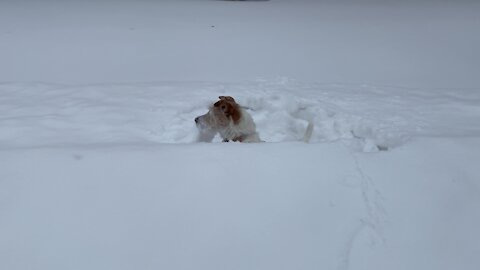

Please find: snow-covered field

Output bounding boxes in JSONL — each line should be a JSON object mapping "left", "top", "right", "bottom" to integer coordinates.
{"left": 1, "top": 1, "right": 480, "bottom": 270}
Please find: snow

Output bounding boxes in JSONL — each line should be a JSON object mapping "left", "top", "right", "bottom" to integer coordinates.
{"left": 1, "top": 0, "right": 479, "bottom": 88}
{"left": 2, "top": 80, "right": 480, "bottom": 151}
{"left": 1, "top": 0, "right": 480, "bottom": 270}
{"left": 2, "top": 140, "right": 480, "bottom": 270}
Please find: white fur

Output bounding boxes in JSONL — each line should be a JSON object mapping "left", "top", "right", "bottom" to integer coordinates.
{"left": 217, "top": 108, "right": 261, "bottom": 143}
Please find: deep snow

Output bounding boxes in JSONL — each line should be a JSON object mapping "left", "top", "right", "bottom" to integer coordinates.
{"left": 2, "top": 80, "right": 480, "bottom": 151}
{"left": 1, "top": 0, "right": 480, "bottom": 270}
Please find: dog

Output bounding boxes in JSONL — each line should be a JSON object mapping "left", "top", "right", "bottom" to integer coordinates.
{"left": 195, "top": 96, "right": 262, "bottom": 143}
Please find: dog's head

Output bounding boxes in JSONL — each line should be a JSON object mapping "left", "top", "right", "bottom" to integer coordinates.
{"left": 195, "top": 96, "right": 241, "bottom": 131}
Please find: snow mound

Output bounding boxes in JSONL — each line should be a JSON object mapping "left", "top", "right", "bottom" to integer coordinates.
{"left": 1, "top": 80, "right": 479, "bottom": 151}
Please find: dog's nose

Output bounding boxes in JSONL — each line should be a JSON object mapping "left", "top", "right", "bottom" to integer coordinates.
{"left": 195, "top": 117, "right": 199, "bottom": 123}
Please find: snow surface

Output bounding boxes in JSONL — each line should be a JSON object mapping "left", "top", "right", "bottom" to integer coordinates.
{"left": 1, "top": 0, "right": 480, "bottom": 88}
{"left": 2, "top": 139, "right": 480, "bottom": 270}
{"left": 2, "top": 80, "right": 480, "bottom": 150}
{"left": 1, "top": 0, "right": 480, "bottom": 270}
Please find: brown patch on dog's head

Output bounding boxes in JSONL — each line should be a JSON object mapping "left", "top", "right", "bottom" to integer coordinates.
{"left": 219, "top": 96, "right": 236, "bottom": 102}
{"left": 214, "top": 97, "right": 241, "bottom": 124}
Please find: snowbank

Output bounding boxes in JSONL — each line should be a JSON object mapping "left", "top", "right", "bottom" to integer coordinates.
{"left": 2, "top": 81, "right": 480, "bottom": 152}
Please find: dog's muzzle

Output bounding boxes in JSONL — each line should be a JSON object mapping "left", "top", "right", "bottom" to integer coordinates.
{"left": 195, "top": 115, "right": 209, "bottom": 130}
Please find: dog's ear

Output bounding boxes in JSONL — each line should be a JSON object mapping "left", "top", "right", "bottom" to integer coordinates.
{"left": 228, "top": 104, "right": 241, "bottom": 124}
{"left": 222, "top": 101, "right": 241, "bottom": 124}
{"left": 214, "top": 100, "right": 241, "bottom": 124}
{"left": 214, "top": 100, "right": 226, "bottom": 110}
{"left": 219, "top": 96, "right": 236, "bottom": 103}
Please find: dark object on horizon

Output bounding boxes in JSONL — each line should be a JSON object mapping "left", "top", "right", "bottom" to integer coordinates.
{"left": 218, "top": 0, "right": 270, "bottom": 2}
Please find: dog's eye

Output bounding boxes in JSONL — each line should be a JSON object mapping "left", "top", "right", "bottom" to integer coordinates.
{"left": 221, "top": 105, "right": 226, "bottom": 110}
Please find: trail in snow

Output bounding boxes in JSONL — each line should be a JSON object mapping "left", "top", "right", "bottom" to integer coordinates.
{"left": 1, "top": 80, "right": 479, "bottom": 151}
{"left": 337, "top": 151, "right": 388, "bottom": 270}
{"left": 337, "top": 220, "right": 367, "bottom": 270}
{"left": 352, "top": 153, "right": 388, "bottom": 241}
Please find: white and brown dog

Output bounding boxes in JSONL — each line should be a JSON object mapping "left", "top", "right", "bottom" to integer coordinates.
{"left": 195, "top": 96, "right": 262, "bottom": 143}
